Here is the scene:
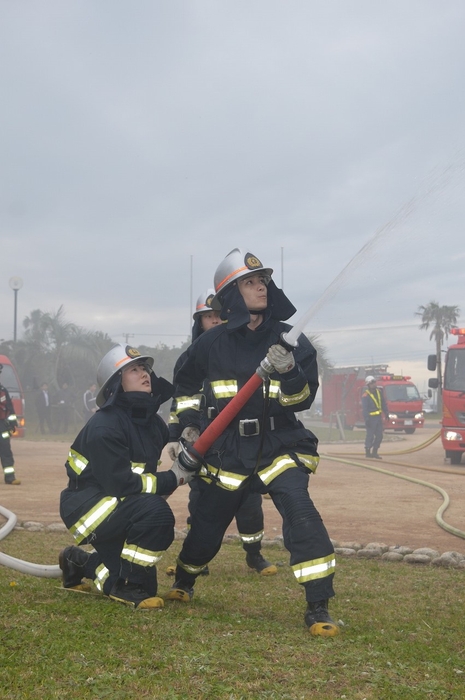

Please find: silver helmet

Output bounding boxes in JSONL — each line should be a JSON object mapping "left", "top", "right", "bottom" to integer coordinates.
{"left": 96, "top": 344, "right": 154, "bottom": 407}
{"left": 193, "top": 288, "right": 217, "bottom": 319}
{"left": 211, "top": 248, "right": 273, "bottom": 309}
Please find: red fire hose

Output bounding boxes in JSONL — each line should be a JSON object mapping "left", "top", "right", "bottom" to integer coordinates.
{"left": 177, "top": 338, "right": 296, "bottom": 470}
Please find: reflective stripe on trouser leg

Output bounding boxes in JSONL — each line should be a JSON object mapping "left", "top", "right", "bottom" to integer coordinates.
{"left": 236, "top": 490, "right": 264, "bottom": 554}
{"left": 268, "top": 465, "right": 335, "bottom": 602}
{"left": 176, "top": 483, "right": 246, "bottom": 587}
{"left": 88, "top": 493, "right": 175, "bottom": 597}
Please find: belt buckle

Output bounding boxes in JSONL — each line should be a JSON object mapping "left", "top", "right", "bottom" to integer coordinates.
{"left": 239, "top": 418, "right": 260, "bottom": 437}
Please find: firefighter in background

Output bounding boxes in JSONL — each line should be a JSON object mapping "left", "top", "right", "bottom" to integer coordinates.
{"left": 167, "top": 249, "right": 339, "bottom": 636}
{"left": 362, "top": 375, "right": 389, "bottom": 459}
{"left": 167, "top": 289, "right": 277, "bottom": 577}
{"left": 59, "top": 345, "right": 193, "bottom": 610}
{"left": 0, "top": 363, "right": 21, "bottom": 485}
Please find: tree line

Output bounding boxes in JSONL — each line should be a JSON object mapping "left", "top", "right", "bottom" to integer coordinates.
{"left": 0, "top": 305, "right": 333, "bottom": 428}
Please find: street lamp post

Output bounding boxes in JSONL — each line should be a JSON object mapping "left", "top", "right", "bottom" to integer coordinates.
{"left": 9, "top": 277, "right": 23, "bottom": 342}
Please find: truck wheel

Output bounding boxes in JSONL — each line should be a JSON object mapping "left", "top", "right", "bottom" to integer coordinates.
{"left": 404, "top": 428, "right": 416, "bottom": 435}
{"left": 450, "top": 452, "right": 463, "bottom": 465}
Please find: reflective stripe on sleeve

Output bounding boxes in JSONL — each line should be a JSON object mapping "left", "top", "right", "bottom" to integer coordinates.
{"left": 131, "top": 462, "right": 146, "bottom": 474}
{"left": 67, "top": 449, "right": 89, "bottom": 475}
{"left": 210, "top": 380, "right": 238, "bottom": 399}
{"left": 140, "top": 474, "right": 157, "bottom": 493}
{"left": 175, "top": 396, "right": 201, "bottom": 413}
{"left": 292, "top": 554, "right": 336, "bottom": 583}
{"left": 279, "top": 384, "right": 310, "bottom": 406}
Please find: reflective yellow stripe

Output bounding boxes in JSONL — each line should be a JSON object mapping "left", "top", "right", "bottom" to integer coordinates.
{"left": 366, "top": 389, "right": 382, "bottom": 413}
{"left": 258, "top": 451, "right": 319, "bottom": 485}
{"left": 94, "top": 563, "right": 110, "bottom": 592}
{"left": 70, "top": 497, "right": 118, "bottom": 543}
{"left": 140, "top": 473, "right": 157, "bottom": 493}
{"left": 3, "top": 466, "right": 15, "bottom": 474}
{"left": 279, "top": 384, "right": 310, "bottom": 406}
{"left": 295, "top": 453, "right": 319, "bottom": 473}
{"left": 67, "top": 449, "right": 89, "bottom": 475}
{"left": 7, "top": 414, "right": 17, "bottom": 421}
{"left": 292, "top": 554, "right": 336, "bottom": 583}
{"left": 267, "top": 381, "right": 281, "bottom": 398}
{"left": 131, "top": 462, "right": 146, "bottom": 474}
{"left": 239, "top": 530, "right": 264, "bottom": 544}
{"left": 258, "top": 456, "right": 297, "bottom": 485}
{"left": 175, "top": 396, "right": 201, "bottom": 413}
{"left": 168, "top": 412, "right": 179, "bottom": 425}
{"left": 177, "top": 556, "right": 209, "bottom": 575}
{"left": 1, "top": 431, "right": 9, "bottom": 439}
{"left": 121, "top": 543, "right": 164, "bottom": 566}
{"left": 199, "top": 463, "right": 247, "bottom": 490}
{"left": 211, "top": 380, "right": 238, "bottom": 398}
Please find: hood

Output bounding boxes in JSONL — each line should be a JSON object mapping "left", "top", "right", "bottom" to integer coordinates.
{"left": 219, "top": 278, "right": 296, "bottom": 331}
{"left": 99, "top": 371, "right": 173, "bottom": 411}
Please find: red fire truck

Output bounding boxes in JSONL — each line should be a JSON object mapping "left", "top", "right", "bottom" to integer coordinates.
{"left": 0, "top": 354, "right": 26, "bottom": 437}
{"left": 428, "top": 327, "right": 465, "bottom": 464}
{"left": 322, "top": 365, "right": 424, "bottom": 433}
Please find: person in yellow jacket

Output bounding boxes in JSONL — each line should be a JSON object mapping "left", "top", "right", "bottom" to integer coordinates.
{"left": 362, "top": 376, "right": 388, "bottom": 459}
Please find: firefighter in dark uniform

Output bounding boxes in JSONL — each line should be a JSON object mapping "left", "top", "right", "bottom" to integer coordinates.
{"left": 167, "top": 289, "right": 277, "bottom": 576}
{"left": 166, "top": 249, "right": 339, "bottom": 636}
{"left": 0, "top": 364, "right": 21, "bottom": 485}
{"left": 59, "top": 344, "right": 193, "bottom": 610}
{"left": 362, "top": 375, "right": 389, "bottom": 459}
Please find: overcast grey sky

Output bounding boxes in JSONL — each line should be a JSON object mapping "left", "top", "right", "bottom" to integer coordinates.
{"left": 2, "top": 1, "right": 464, "bottom": 391}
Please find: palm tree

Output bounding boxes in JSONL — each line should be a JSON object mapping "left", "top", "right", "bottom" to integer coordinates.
{"left": 415, "top": 301, "right": 460, "bottom": 412}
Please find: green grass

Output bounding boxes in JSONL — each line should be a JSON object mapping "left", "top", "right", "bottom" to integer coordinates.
{"left": 0, "top": 531, "right": 464, "bottom": 699}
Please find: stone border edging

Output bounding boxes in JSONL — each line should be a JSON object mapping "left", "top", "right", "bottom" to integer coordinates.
{"left": 14, "top": 521, "right": 465, "bottom": 571}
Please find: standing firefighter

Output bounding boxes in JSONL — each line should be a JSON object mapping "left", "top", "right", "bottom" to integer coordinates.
{"left": 168, "top": 289, "right": 277, "bottom": 576}
{"left": 166, "top": 248, "right": 339, "bottom": 636}
{"left": 59, "top": 345, "right": 191, "bottom": 610}
{"left": 362, "top": 375, "right": 388, "bottom": 459}
{"left": 0, "top": 364, "right": 21, "bottom": 485}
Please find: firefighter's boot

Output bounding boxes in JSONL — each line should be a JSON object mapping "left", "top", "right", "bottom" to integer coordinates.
{"left": 109, "top": 579, "right": 164, "bottom": 610}
{"left": 246, "top": 552, "right": 278, "bottom": 576}
{"left": 164, "top": 580, "right": 194, "bottom": 602}
{"left": 365, "top": 449, "right": 371, "bottom": 458}
{"left": 305, "top": 600, "right": 340, "bottom": 637}
{"left": 372, "top": 450, "right": 382, "bottom": 460}
{"left": 59, "top": 546, "right": 92, "bottom": 593}
{"left": 3, "top": 466, "right": 21, "bottom": 485}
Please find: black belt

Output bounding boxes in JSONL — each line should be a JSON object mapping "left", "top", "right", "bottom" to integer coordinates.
{"left": 237, "top": 415, "right": 293, "bottom": 437}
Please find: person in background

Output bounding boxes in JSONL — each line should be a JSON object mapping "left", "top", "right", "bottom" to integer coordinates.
{"left": 59, "top": 344, "right": 193, "bottom": 610}
{"left": 0, "top": 363, "right": 21, "bottom": 485}
{"left": 35, "top": 382, "right": 53, "bottom": 434}
{"left": 167, "top": 289, "right": 277, "bottom": 576}
{"left": 362, "top": 375, "right": 389, "bottom": 459}
{"left": 56, "top": 381, "right": 73, "bottom": 434}
{"left": 83, "top": 382, "right": 97, "bottom": 423}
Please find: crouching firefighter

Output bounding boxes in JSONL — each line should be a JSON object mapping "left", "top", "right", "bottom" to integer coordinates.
{"left": 59, "top": 344, "right": 194, "bottom": 610}
{"left": 166, "top": 248, "right": 339, "bottom": 636}
{"left": 0, "top": 363, "right": 21, "bottom": 485}
{"left": 167, "top": 289, "right": 277, "bottom": 576}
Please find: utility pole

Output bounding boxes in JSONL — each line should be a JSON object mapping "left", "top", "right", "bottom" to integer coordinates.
{"left": 9, "top": 277, "right": 23, "bottom": 343}
{"left": 122, "top": 333, "right": 135, "bottom": 345}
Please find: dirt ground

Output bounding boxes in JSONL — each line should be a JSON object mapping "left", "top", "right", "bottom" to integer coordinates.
{"left": 1, "top": 426, "right": 465, "bottom": 554}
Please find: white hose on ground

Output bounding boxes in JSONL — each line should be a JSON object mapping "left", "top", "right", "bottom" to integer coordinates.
{"left": 0, "top": 505, "right": 61, "bottom": 578}
{"left": 324, "top": 455, "right": 465, "bottom": 540}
